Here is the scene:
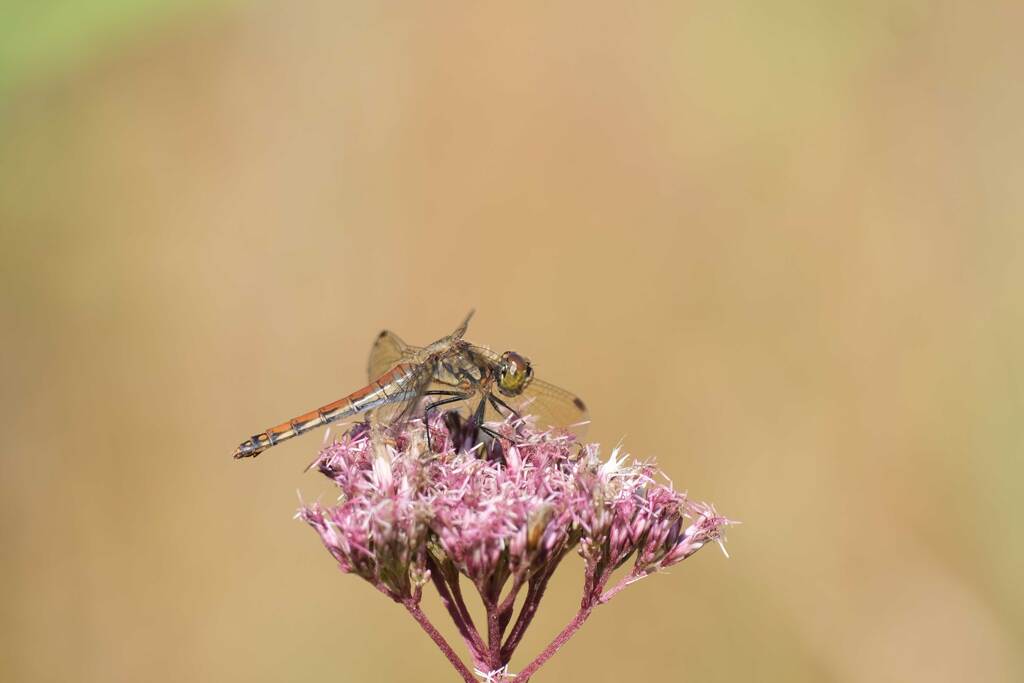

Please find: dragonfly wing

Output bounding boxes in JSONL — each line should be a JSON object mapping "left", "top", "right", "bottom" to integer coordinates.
{"left": 467, "top": 345, "right": 589, "bottom": 436}
{"left": 464, "top": 344, "right": 585, "bottom": 436}
{"left": 371, "top": 341, "right": 478, "bottom": 429}
{"left": 369, "top": 361, "right": 434, "bottom": 427}
{"left": 507, "top": 378, "right": 590, "bottom": 437}
{"left": 367, "top": 330, "right": 421, "bottom": 381}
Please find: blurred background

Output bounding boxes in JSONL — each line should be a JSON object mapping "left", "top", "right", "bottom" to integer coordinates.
{"left": 2, "top": 2, "right": 1021, "bottom": 681}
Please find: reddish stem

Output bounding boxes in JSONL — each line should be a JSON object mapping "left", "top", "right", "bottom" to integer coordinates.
{"left": 497, "top": 571, "right": 527, "bottom": 634}
{"left": 484, "top": 598, "right": 503, "bottom": 669}
{"left": 501, "top": 551, "right": 567, "bottom": 660}
{"left": 402, "top": 600, "right": 478, "bottom": 683}
{"left": 510, "top": 563, "right": 637, "bottom": 681}
{"left": 449, "top": 573, "right": 482, "bottom": 647}
{"left": 510, "top": 604, "right": 595, "bottom": 682}
{"left": 598, "top": 570, "right": 640, "bottom": 604}
{"left": 501, "top": 576, "right": 544, "bottom": 660}
{"left": 427, "top": 558, "right": 487, "bottom": 663}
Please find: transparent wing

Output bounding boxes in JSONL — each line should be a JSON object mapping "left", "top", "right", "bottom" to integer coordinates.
{"left": 371, "top": 340, "right": 480, "bottom": 430}
{"left": 468, "top": 345, "right": 589, "bottom": 437}
{"left": 367, "top": 330, "right": 421, "bottom": 381}
{"left": 369, "top": 311, "right": 470, "bottom": 382}
{"left": 377, "top": 345, "right": 486, "bottom": 428}
{"left": 369, "top": 361, "right": 434, "bottom": 426}
{"left": 508, "top": 378, "right": 590, "bottom": 437}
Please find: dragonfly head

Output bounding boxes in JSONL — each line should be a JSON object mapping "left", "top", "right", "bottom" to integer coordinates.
{"left": 497, "top": 351, "right": 534, "bottom": 396}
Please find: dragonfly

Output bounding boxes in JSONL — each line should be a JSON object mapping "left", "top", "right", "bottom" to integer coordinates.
{"left": 232, "top": 311, "right": 588, "bottom": 459}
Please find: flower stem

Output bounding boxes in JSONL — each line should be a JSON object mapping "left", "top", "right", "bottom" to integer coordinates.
{"left": 598, "top": 569, "right": 640, "bottom": 604}
{"left": 510, "top": 604, "right": 596, "bottom": 682}
{"left": 402, "top": 600, "right": 477, "bottom": 683}
{"left": 449, "top": 573, "right": 485, "bottom": 651}
{"left": 427, "top": 558, "right": 487, "bottom": 664}
{"left": 501, "top": 575, "right": 545, "bottom": 659}
{"left": 501, "top": 550, "right": 567, "bottom": 660}
{"left": 497, "top": 571, "right": 527, "bottom": 632}
{"left": 485, "top": 599, "right": 504, "bottom": 669}
{"left": 509, "top": 564, "right": 638, "bottom": 681}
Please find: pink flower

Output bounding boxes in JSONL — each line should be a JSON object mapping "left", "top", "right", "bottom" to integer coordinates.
{"left": 297, "top": 412, "right": 733, "bottom": 682}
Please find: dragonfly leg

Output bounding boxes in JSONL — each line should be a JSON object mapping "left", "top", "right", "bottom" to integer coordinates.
{"left": 466, "top": 395, "right": 517, "bottom": 459}
{"left": 487, "top": 392, "right": 522, "bottom": 423}
{"left": 478, "top": 424, "right": 507, "bottom": 463}
{"left": 484, "top": 393, "right": 533, "bottom": 458}
{"left": 423, "top": 392, "right": 469, "bottom": 452}
{"left": 472, "top": 395, "right": 487, "bottom": 425}
{"left": 478, "top": 424, "right": 506, "bottom": 442}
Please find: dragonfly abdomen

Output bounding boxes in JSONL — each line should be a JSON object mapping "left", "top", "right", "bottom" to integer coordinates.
{"left": 233, "top": 362, "right": 419, "bottom": 458}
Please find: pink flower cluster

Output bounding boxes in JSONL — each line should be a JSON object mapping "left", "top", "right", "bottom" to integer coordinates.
{"left": 300, "top": 415, "right": 730, "bottom": 682}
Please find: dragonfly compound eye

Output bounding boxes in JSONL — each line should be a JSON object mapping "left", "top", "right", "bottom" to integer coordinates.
{"left": 497, "top": 351, "right": 533, "bottom": 396}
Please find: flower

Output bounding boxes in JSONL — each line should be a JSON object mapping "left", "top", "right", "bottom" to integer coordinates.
{"left": 298, "top": 412, "right": 732, "bottom": 682}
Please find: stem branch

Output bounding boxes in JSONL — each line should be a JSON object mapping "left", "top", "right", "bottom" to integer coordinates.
{"left": 402, "top": 600, "right": 478, "bottom": 683}
{"left": 501, "top": 549, "right": 568, "bottom": 659}
{"left": 427, "top": 557, "right": 487, "bottom": 663}
{"left": 485, "top": 598, "right": 503, "bottom": 669}
{"left": 509, "top": 604, "right": 596, "bottom": 682}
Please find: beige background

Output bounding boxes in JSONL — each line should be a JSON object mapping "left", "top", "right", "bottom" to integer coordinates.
{"left": 2, "top": 2, "right": 1022, "bottom": 681}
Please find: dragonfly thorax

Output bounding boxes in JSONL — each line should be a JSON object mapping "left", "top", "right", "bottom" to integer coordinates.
{"left": 434, "top": 344, "right": 488, "bottom": 389}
